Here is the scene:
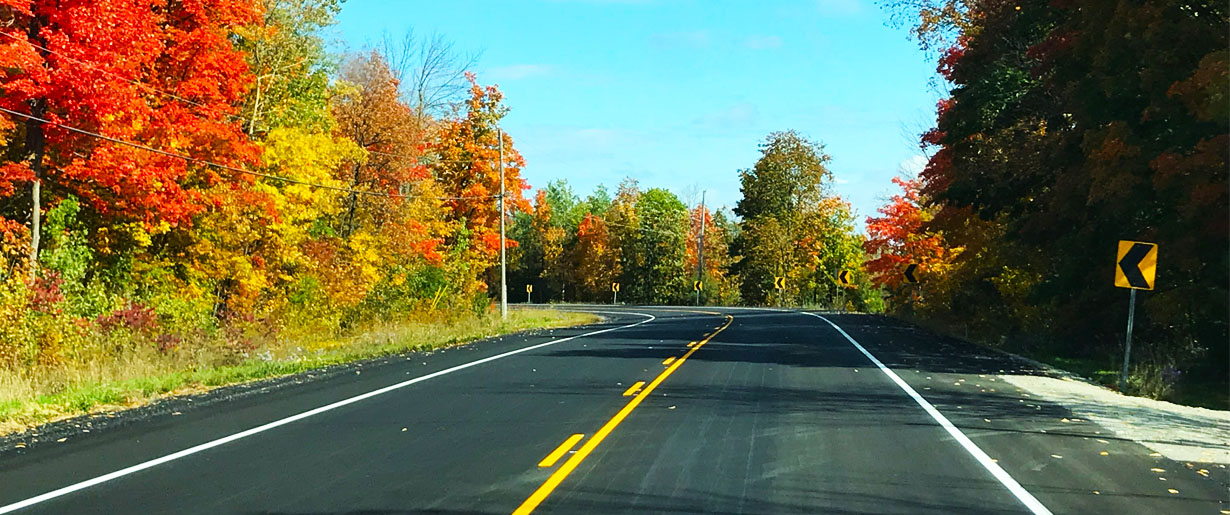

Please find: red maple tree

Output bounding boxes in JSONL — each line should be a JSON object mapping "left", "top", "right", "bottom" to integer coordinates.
{"left": 0, "top": 0, "right": 260, "bottom": 229}
{"left": 863, "top": 176, "right": 949, "bottom": 289}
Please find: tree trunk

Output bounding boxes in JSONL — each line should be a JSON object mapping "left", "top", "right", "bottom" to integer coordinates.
{"left": 26, "top": 99, "right": 46, "bottom": 282}
{"left": 25, "top": 17, "right": 47, "bottom": 282}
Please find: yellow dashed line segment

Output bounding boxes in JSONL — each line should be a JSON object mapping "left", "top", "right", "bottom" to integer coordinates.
{"left": 512, "top": 313, "right": 734, "bottom": 515}
{"left": 620, "top": 381, "right": 645, "bottom": 397}
{"left": 538, "top": 434, "right": 585, "bottom": 468}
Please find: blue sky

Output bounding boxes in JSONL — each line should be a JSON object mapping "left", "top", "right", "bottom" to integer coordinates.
{"left": 334, "top": 0, "right": 941, "bottom": 225}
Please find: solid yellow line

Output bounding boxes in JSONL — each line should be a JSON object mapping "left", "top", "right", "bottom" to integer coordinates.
{"left": 662, "top": 357, "right": 676, "bottom": 366}
{"left": 512, "top": 313, "right": 734, "bottom": 515}
{"left": 686, "top": 341, "right": 696, "bottom": 348}
{"left": 620, "top": 381, "right": 645, "bottom": 397}
{"left": 537, "top": 434, "right": 585, "bottom": 468}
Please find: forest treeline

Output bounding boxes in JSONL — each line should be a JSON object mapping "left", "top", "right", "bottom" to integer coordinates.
{"left": 507, "top": 130, "right": 876, "bottom": 310}
{"left": 867, "top": 0, "right": 1227, "bottom": 403}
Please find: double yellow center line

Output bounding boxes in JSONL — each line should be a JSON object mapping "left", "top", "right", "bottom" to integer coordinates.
{"left": 512, "top": 312, "right": 734, "bottom": 515}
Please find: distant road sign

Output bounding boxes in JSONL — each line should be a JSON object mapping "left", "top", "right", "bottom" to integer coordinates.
{"left": 526, "top": 284, "right": 533, "bottom": 293}
{"left": 1115, "top": 241, "right": 1157, "bottom": 290}
{"left": 611, "top": 283, "right": 620, "bottom": 292}
{"left": 838, "top": 270, "right": 852, "bottom": 286}
{"left": 773, "top": 276, "right": 786, "bottom": 289}
{"left": 904, "top": 264, "right": 920, "bottom": 284}
{"left": 693, "top": 280, "right": 703, "bottom": 291}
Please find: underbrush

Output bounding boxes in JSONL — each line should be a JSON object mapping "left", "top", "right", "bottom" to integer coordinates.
{"left": 900, "top": 312, "right": 1228, "bottom": 411}
{"left": 0, "top": 308, "right": 596, "bottom": 435}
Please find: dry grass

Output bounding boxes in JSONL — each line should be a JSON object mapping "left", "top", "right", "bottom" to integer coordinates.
{"left": 0, "top": 308, "right": 598, "bottom": 435}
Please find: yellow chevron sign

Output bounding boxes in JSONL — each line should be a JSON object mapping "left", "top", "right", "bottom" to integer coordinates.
{"left": 1115, "top": 241, "right": 1157, "bottom": 290}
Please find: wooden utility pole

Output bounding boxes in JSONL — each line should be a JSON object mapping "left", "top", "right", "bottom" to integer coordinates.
{"left": 498, "top": 129, "right": 507, "bottom": 319}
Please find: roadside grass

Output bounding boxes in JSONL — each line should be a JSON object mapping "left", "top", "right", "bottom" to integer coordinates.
{"left": 0, "top": 308, "right": 598, "bottom": 436}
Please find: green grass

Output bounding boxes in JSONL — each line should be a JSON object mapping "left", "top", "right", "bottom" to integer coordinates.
{"left": 0, "top": 309, "right": 598, "bottom": 435}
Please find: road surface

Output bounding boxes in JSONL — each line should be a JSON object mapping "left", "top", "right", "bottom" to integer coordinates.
{"left": 0, "top": 307, "right": 1224, "bottom": 514}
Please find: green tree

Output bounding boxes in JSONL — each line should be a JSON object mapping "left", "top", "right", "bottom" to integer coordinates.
{"left": 236, "top": 0, "right": 342, "bottom": 134}
{"left": 733, "top": 130, "right": 845, "bottom": 305}
{"left": 630, "top": 188, "right": 688, "bottom": 304}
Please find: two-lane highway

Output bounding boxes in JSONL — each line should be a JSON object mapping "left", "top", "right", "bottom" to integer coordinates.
{"left": 0, "top": 307, "right": 1224, "bottom": 514}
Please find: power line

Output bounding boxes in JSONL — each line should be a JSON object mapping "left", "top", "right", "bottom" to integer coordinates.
{"left": 0, "top": 31, "right": 245, "bottom": 122}
{"left": 0, "top": 107, "right": 497, "bottom": 201}
{"left": 0, "top": 35, "right": 514, "bottom": 170}
{"left": 366, "top": 148, "right": 499, "bottom": 165}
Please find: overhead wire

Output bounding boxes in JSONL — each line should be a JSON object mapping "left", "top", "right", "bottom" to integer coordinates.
{"left": 0, "top": 106, "right": 499, "bottom": 201}
{"left": 0, "top": 31, "right": 245, "bottom": 122}
{"left": 0, "top": 32, "right": 502, "bottom": 167}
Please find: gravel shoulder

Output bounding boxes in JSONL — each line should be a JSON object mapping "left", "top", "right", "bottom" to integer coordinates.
{"left": 1000, "top": 373, "right": 1230, "bottom": 465}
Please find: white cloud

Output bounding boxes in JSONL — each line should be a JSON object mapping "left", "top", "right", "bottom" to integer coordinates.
{"left": 484, "top": 64, "right": 553, "bottom": 82}
{"left": 694, "top": 102, "right": 760, "bottom": 129}
{"left": 898, "top": 155, "right": 928, "bottom": 176}
{"left": 744, "top": 35, "right": 784, "bottom": 50}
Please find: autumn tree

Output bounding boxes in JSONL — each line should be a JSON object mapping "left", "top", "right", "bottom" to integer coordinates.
{"left": 429, "top": 73, "right": 527, "bottom": 298}
{"left": 557, "top": 184, "right": 617, "bottom": 302}
{"left": 569, "top": 213, "right": 618, "bottom": 302}
{"left": 605, "top": 178, "right": 640, "bottom": 300}
{"left": 795, "top": 197, "right": 870, "bottom": 310}
{"left": 685, "top": 204, "right": 736, "bottom": 304}
{"left": 186, "top": 0, "right": 376, "bottom": 318}
{"left": 864, "top": 177, "right": 955, "bottom": 299}
{"left": 236, "top": 0, "right": 341, "bottom": 135}
{"left": 897, "top": 0, "right": 1228, "bottom": 398}
{"left": 0, "top": 0, "right": 261, "bottom": 282}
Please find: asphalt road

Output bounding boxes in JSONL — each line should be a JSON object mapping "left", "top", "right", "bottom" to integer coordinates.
{"left": 0, "top": 307, "right": 1225, "bottom": 514}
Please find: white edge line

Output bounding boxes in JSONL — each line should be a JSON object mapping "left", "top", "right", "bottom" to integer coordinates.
{"left": 0, "top": 311, "right": 657, "bottom": 514}
{"left": 802, "top": 312, "right": 1053, "bottom": 515}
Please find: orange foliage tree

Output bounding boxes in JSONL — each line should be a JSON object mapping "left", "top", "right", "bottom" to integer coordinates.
{"left": 863, "top": 176, "right": 954, "bottom": 296}
{"left": 0, "top": 0, "right": 260, "bottom": 232}
{"left": 429, "top": 73, "right": 528, "bottom": 295}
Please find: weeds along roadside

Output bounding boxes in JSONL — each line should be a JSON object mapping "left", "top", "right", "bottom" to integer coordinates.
{"left": 894, "top": 307, "right": 1227, "bottom": 411}
{"left": 0, "top": 298, "right": 597, "bottom": 436}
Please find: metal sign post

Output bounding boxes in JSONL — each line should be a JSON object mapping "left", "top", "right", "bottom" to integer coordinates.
{"left": 1120, "top": 288, "right": 1137, "bottom": 393}
{"left": 1114, "top": 240, "right": 1157, "bottom": 393}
